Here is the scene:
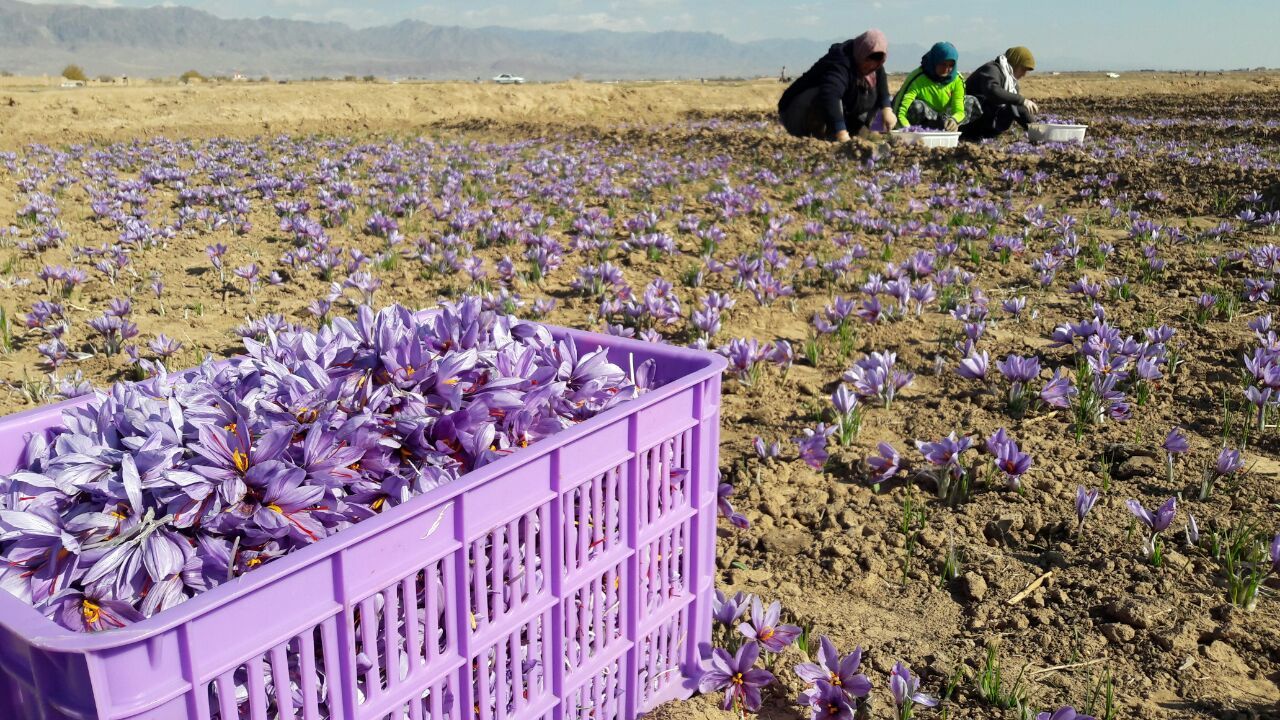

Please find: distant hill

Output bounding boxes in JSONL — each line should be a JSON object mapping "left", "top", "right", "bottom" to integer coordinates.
{"left": 0, "top": 0, "right": 1076, "bottom": 80}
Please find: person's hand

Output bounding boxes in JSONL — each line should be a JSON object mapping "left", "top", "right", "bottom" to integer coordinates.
{"left": 834, "top": 129, "right": 852, "bottom": 142}
{"left": 1024, "top": 99, "right": 1039, "bottom": 116}
{"left": 881, "top": 107, "right": 898, "bottom": 131}
{"left": 943, "top": 117, "right": 960, "bottom": 132}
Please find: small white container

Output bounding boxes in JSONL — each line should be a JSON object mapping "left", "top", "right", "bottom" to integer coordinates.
{"left": 891, "top": 129, "right": 962, "bottom": 148}
{"left": 1028, "top": 123, "right": 1089, "bottom": 144}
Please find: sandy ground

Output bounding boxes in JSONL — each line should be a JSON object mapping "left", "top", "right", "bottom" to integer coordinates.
{"left": 0, "top": 72, "right": 1277, "bottom": 144}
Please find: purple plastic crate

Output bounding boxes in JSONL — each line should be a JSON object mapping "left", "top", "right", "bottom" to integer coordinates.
{"left": 0, "top": 325, "right": 726, "bottom": 720}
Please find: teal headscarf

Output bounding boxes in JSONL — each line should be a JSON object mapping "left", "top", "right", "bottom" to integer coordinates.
{"left": 921, "top": 42, "right": 959, "bottom": 83}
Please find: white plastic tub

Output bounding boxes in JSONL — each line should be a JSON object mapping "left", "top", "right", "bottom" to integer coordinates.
{"left": 1028, "top": 123, "right": 1089, "bottom": 144}
{"left": 891, "top": 129, "right": 961, "bottom": 148}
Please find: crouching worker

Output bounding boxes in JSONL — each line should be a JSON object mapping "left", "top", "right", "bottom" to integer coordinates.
{"left": 778, "top": 29, "right": 897, "bottom": 142}
{"left": 962, "top": 47, "right": 1040, "bottom": 141}
{"left": 892, "top": 42, "right": 982, "bottom": 131}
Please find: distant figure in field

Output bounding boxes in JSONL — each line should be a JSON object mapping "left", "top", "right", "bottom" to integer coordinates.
{"left": 892, "top": 41, "right": 981, "bottom": 131}
{"left": 962, "top": 47, "right": 1040, "bottom": 142}
{"left": 779, "top": 66, "right": 787, "bottom": 83}
{"left": 778, "top": 29, "right": 895, "bottom": 142}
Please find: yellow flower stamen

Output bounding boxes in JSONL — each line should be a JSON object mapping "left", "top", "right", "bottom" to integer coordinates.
{"left": 224, "top": 422, "right": 237, "bottom": 433}
{"left": 732, "top": 672, "right": 744, "bottom": 686}
{"left": 82, "top": 599, "right": 101, "bottom": 624}
{"left": 232, "top": 450, "right": 249, "bottom": 473}
{"left": 267, "top": 503, "right": 283, "bottom": 513}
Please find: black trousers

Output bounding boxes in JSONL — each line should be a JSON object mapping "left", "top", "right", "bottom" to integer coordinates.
{"left": 961, "top": 103, "right": 1030, "bottom": 141}
{"left": 779, "top": 86, "right": 876, "bottom": 140}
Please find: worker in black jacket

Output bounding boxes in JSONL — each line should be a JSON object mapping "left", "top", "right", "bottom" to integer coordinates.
{"left": 961, "top": 46, "right": 1040, "bottom": 142}
{"left": 778, "top": 29, "right": 895, "bottom": 142}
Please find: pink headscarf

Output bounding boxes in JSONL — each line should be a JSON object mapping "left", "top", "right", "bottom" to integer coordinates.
{"left": 851, "top": 29, "right": 889, "bottom": 88}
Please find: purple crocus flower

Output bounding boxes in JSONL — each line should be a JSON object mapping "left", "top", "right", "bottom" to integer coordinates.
{"left": 711, "top": 590, "right": 752, "bottom": 626}
{"left": 1214, "top": 447, "right": 1243, "bottom": 476}
{"left": 737, "top": 597, "right": 801, "bottom": 653}
{"left": 1161, "top": 428, "right": 1190, "bottom": 455}
{"left": 866, "top": 442, "right": 901, "bottom": 485}
{"left": 752, "top": 437, "right": 781, "bottom": 461}
{"left": 795, "top": 424, "right": 834, "bottom": 471}
{"left": 916, "top": 432, "right": 972, "bottom": 468}
{"left": 717, "top": 483, "right": 750, "bottom": 529}
{"left": 45, "top": 589, "right": 146, "bottom": 632}
{"left": 1075, "top": 486, "right": 1099, "bottom": 527}
{"left": 1127, "top": 497, "right": 1177, "bottom": 533}
{"left": 1039, "top": 369, "right": 1075, "bottom": 409}
{"left": 697, "top": 641, "right": 774, "bottom": 713}
{"left": 831, "top": 385, "right": 858, "bottom": 417}
{"left": 956, "top": 350, "right": 990, "bottom": 381}
{"left": 1002, "top": 296, "right": 1027, "bottom": 317}
{"left": 991, "top": 437, "right": 1032, "bottom": 488}
{"left": 794, "top": 636, "right": 872, "bottom": 700}
{"left": 147, "top": 334, "right": 183, "bottom": 359}
{"left": 805, "top": 680, "right": 854, "bottom": 720}
{"left": 1161, "top": 427, "right": 1189, "bottom": 485}
{"left": 889, "top": 661, "right": 937, "bottom": 712}
{"left": 1037, "top": 708, "right": 1097, "bottom": 720}
{"left": 997, "top": 354, "right": 1041, "bottom": 384}
{"left": 1271, "top": 533, "right": 1280, "bottom": 574}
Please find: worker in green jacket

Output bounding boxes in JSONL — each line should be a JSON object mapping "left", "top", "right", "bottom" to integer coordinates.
{"left": 892, "top": 42, "right": 983, "bottom": 131}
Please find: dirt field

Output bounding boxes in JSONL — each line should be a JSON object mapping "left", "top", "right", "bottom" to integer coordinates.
{"left": 0, "top": 72, "right": 1278, "bottom": 142}
{"left": 1, "top": 75, "right": 1279, "bottom": 719}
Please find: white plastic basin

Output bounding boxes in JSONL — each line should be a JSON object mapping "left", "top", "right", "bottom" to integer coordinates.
{"left": 1028, "top": 123, "right": 1089, "bottom": 144}
{"left": 892, "top": 129, "right": 961, "bottom": 148}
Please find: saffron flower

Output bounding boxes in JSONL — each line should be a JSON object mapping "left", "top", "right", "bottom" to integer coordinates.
{"left": 794, "top": 636, "right": 872, "bottom": 701}
{"left": 843, "top": 351, "right": 914, "bottom": 408}
{"left": 1127, "top": 497, "right": 1177, "bottom": 566}
{"left": 956, "top": 350, "right": 989, "bottom": 381}
{"left": 711, "top": 590, "right": 752, "bottom": 626}
{"left": 697, "top": 641, "right": 774, "bottom": 713}
{"left": 1039, "top": 369, "right": 1075, "bottom": 409}
{"left": 1162, "top": 427, "right": 1189, "bottom": 484}
{"left": 753, "top": 436, "right": 781, "bottom": 462}
{"left": 1214, "top": 447, "right": 1243, "bottom": 476}
{"left": 987, "top": 429, "right": 1032, "bottom": 489}
{"left": 865, "top": 442, "right": 902, "bottom": 486}
{"left": 1075, "top": 486, "right": 1099, "bottom": 529}
{"left": 1127, "top": 497, "right": 1177, "bottom": 533}
{"left": 737, "top": 597, "right": 801, "bottom": 653}
{"left": 888, "top": 661, "right": 937, "bottom": 719}
{"left": 1037, "top": 708, "right": 1097, "bottom": 720}
{"left": 718, "top": 483, "right": 750, "bottom": 529}
{"left": 805, "top": 681, "right": 855, "bottom": 720}
{"left": 795, "top": 424, "right": 835, "bottom": 471}
{"left": 916, "top": 432, "right": 972, "bottom": 468}
{"left": 1162, "top": 427, "right": 1190, "bottom": 454}
{"left": 830, "top": 384, "right": 861, "bottom": 445}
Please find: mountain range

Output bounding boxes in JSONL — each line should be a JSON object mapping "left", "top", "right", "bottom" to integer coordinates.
{"left": 0, "top": 0, "right": 1087, "bottom": 80}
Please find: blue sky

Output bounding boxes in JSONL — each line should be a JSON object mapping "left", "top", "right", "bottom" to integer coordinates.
{"left": 37, "top": 0, "right": 1280, "bottom": 69}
